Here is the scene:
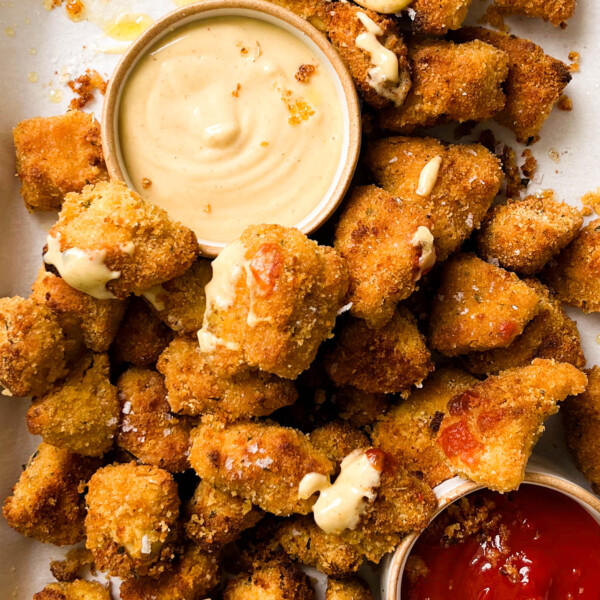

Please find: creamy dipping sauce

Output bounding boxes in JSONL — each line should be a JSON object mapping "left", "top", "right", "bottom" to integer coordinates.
{"left": 119, "top": 16, "right": 344, "bottom": 244}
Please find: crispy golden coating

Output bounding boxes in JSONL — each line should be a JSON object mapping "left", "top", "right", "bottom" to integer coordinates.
{"left": 476, "top": 193, "right": 584, "bottom": 275}
{"left": 373, "top": 368, "right": 478, "bottom": 487}
{"left": 185, "top": 481, "right": 263, "bottom": 550}
{"left": 147, "top": 259, "right": 212, "bottom": 334}
{"left": 27, "top": 353, "right": 119, "bottom": 457}
{"left": 2, "top": 442, "right": 99, "bottom": 545}
{"left": 334, "top": 185, "right": 433, "bottom": 327}
{"left": 116, "top": 368, "right": 193, "bottom": 473}
{"left": 120, "top": 544, "right": 220, "bottom": 600}
{"left": 492, "top": 0, "right": 576, "bottom": 26}
{"left": 85, "top": 462, "right": 180, "bottom": 578}
{"left": 378, "top": 40, "right": 508, "bottom": 133}
{"left": 50, "top": 548, "right": 94, "bottom": 582}
{"left": 463, "top": 279, "right": 585, "bottom": 375}
{"left": 411, "top": 0, "right": 473, "bottom": 35}
{"left": 190, "top": 420, "right": 334, "bottom": 516}
{"left": 112, "top": 297, "right": 174, "bottom": 367}
{"left": 325, "top": 309, "right": 433, "bottom": 395}
{"left": 45, "top": 180, "right": 199, "bottom": 299}
{"left": 333, "top": 387, "right": 391, "bottom": 428}
{"left": 456, "top": 28, "right": 571, "bottom": 143}
{"left": 436, "top": 359, "right": 587, "bottom": 491}
{"left": 429, "top": 254, "right": 541, "bottom": 356}
{"left": 365, "top": 137, "right": 503, "bottom": 262}
{"left": 563, "top": 367, "right": 600, "bottom": 495}
{"left": 199, "top": 225, "right": 348, "bottom": 379}
{"left": 157, "top": 336, "right": 297, "bottom": 420}
{"left": 309, "top": 421, "right": 370, "bottom": 466}
{"left": 0, "top": 296, "right": 71, "bottom": 397}
{"left": 32, "top": 268, "right": 126, "bottom": 352}
{"left": 13, "top": 110, "right": 107, "bottom": 212}
{"left": 33, "top": 580, "right": 110, "bottom": 600}
{"left": 541, "top": 219, "right": 600, "bottom": 313}
{"left": 326, "top": 578, "right": 373, "bottom": 600}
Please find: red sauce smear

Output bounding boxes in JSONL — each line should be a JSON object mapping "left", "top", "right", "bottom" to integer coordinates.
{"left": 402, "top": 484, "right": 600, "bottom": 600}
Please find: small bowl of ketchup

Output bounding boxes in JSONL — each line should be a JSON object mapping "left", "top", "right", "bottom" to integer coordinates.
{"left": 381, "top": 463, "right": 600, "bottom": 600}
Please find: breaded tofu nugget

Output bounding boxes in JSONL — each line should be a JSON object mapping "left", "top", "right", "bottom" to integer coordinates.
{"left": 0, "top": 296, "right": 70, "bottom": 397}
{"left": 378, "top": 40, "right": 508, "bottom": 133}
{"left": 563, "top": 367, "right": 600, "bottom": 495}
{"left": 436, "top": 359, "right": 587, "bottom": 491}
{"left": 27, "top": 353, "right": 119, "bottom": 457}
{"left": 185, "top": 481, "right": 263, "bottom": 550}
{"left": 365, "top": 137, "right": 503, "bottom": 262}
{"left": 198, "top": 225, "right": 348, "bottom": 379}
{"left": 456, "top": 28, "right": 572, "bottom": 143}
{"left": 463, "top": 279, "right": 585, "bottom": 375}
{"left": 32, "top": 268, "right": 126, "bottom": 352}
{"left": 85, "top": 462, "right": 180, "bottom": 578}
{"left": 326, "top": 578, "right": 373, "bottom": 600}
{"left": 333, "top": 387, "right": 391, "bottom": 428}
{"left": 325, "top": 309, "right": 433, "bottom": 395}
{"left": 116, "top": 368, "right": 193, "bottom": 473}
{"left": 541, "top": 219, "right": 600, "bottom": 313}
{"left": 157, "top": 336, "right": 297, "bottom": 420}
{"left": 3, "top": 442, "right": 99, "bottom": 545}
{"left": 44, "top": 180, "right": 199, "bottom": 299}
{"left": 310, "top": 421, "right": 370, "bottom": 466}
{"left": 334, "top": 185, "right": 434, "bottom": 327}
{"left": 373, "top": 368, "right": 479, "bottom": 487}
{"left": 111, "top": 297, "right": 174, "bottom": 367}
{"left": 120, "top": 544, "right": 220, "bottom": 600}
{"left": 429, "top": 254, "right": 540, "bottom": 356}
{"left": 190, "top": 420, "right": 335, "bottom": 516}
{"left": 13, "top": 110, "right": 107, "bottom": 212}
{"left": 476, "top": 192, "right": 584, "bottom": 275}
{"left": 33, "top": 580, "right": 110, "bottom": 600}
{"left": 143, "top": 258, "right": 212, "bottom": 334}
{"left": 491, "top": 0, "right": 576, "bottom": 26}
{"left": 410, "top": 0, "right": 473, "bottom": 35}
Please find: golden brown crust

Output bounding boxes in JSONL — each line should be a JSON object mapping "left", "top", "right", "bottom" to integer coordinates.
{"left": 492, "top": 0, "right": 576, "bottom": 26}
{"left": 326, "top": 578, "right": 373, "bottom": 600}
{"left": 411, "top": 0, "right": 473, "bottom": 35}
{"left": 33, "top": 580, "right": 110, "bottom": 600}
{"left": 13, "top": 110, "right": 107, "bottom": 212}
{"left": 309, "top": 421, "right": 370, "bottom": 467}
{"left": 50, "top": 548, "right": 95, "bottom": 582}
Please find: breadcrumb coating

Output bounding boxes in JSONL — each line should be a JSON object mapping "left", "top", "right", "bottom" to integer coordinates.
{"left": 190, "top": 420, "right": 335, "bottom": 516}
{"left": 492, "top": 0, "right": 576, "bottom": 26}
{"left": 429, "top": 254, "right": 541, "bottom": 356}
{"left": 325, "top": 309, "right": 433, "bottom": 395}
{"left": 563, "top": 367, "right": 600, "bottom": 495}
{"left": 326, "top": 577, "right": 373, "bottom": 600}
{"left": 365, "top": 136, "right": 503, "bottom": 262}
{"left": 436, "top": 359, "right": 587, "bottom": 491}
{"left": 333, "top": 387, "right": 391, "bottom": 428}
{"left": 85, "top": 462, "right": 180, "bottom": 578}
{"left": 378, "top": 40, "right": 508, "bottom": 133}
{"left": 309, "top": 421, "right": 370, "bottom": 467}
{"left": 27, "top": 353, "right": 119, "bottom": 457}
{"left": 33, "top": 580, "right": 110, "bottom": 600}
{"left": 50, "top": 548, "right": 94, "bottom": 582}
{"left": 411, "top": 0, "right": 473, "bottom": 35}
{"left": 3, "top": 442, "right": 99, "bottom": 545}
{"left": 541, "top": 219, "right": 600, "bottom": 313}
{"left": 116, "top": 368, "right": 193, "bottom": 473}
{"left": 13, "top": 110, "right": 107, "bottom": 212}
{"left": 45, "top": 180, "right": 199, "bottom": 299}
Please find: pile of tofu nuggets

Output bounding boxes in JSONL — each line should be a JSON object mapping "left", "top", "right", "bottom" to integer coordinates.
{"left": 3, "top": 0, "right": 600, "bottom": 598}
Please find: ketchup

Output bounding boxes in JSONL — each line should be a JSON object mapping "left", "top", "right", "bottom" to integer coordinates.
{"left": 402, "top": 485, "right": 600, "bottom": 600}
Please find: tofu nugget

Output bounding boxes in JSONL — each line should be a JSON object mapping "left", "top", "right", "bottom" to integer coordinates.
{"left": 411, "top": 0, "right": 473, "bottom": 35}
{"left": 378, "top": 40, "right": 508, "bottom": 133}
{"left": 325, "top": 309, "right": 433, "bottom": 395}
{"left": 3, "top": 442, "right": 99, "bottom": 545}
{"left": 476, "top": 192, "right": 583, "bottom": 275}
{"left": 563, "top": 367, "right": 600, "bottom": 495}
{"left": 436, "top": 359, "right": 587, "bottom": 491}
{"left": 44, "top": 180, "right": 199, "bottom": 299}
{"left": 456, "top": 28, "right": 572, "bottom": 143}
{"left": 310, "top": 421, "right": 370, "bottom": 466}
{"left": 326, "top": 578, "right": 373, "bottom": 600}
{"left": 116, "top": 368, "right": 193, "bottom": 473}
{"left": 334, "top": 185, "right": 434, "bottom": 327}
{"left": 33, "top": 581, "right": 110, "bottom": 600}
{"left": 541, "top": 219, "right": 600, "bottom": 313}
{"left": 491, "top": 0, "right": 576, "bottom": 26}
{"left": 13, "top": 110, "right": 107, "bottom": 212}
{"left": 185, "top": 481, "right": 263, "bottom": 550}
{"left": 27, "top": 353, "right": 119, "bottom": 457}
{"left": 373, "top": 368, "right": 479, "bottom": 487}
{"left": 429, "top": 254, "right": 541, "bottom": 356}
{"left": 85, "top": 462, "right": 180, "bottom": 578}
{"left": 190, "top": 420, "right": 335, "bottom": 516}
{"left": 0, "top": 296, "right": 71, "bottom": 397}
{"left": 365, "top": 137, "right": 503, "bottom": 262}
{"left": 32, "top": 268, "right": 126, "bottom": 352}
{"left": 157, "top": 336, "right": 297, "bottom": 420}
{"left": 198, "top": 224, "right": 348, "bottom": 379}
